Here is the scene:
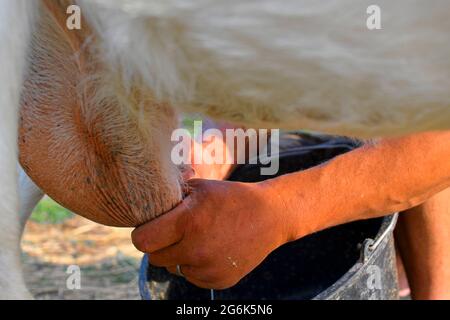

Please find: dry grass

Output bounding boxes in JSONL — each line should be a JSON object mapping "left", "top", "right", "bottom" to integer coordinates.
{"left": 21, "top": 215, "right": 143, "bottom": 300}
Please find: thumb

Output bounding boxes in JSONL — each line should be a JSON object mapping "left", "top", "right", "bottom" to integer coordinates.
{"left": 131, "top": 198, "right": 192, "bottom": 253}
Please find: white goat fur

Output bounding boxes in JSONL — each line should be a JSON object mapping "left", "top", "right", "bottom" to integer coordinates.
{"left": 0, "top": 0, "right": 37, "bottom": 299}
{"left": 1, "top": 0, "right": 450, "bottom": 298}
{"left": 81, "top": 0, "right": 450, "bottom": 137}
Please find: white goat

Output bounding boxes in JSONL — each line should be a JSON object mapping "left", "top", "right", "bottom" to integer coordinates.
{"left": 1, "top": 0, "right": 449, "bottom": 299}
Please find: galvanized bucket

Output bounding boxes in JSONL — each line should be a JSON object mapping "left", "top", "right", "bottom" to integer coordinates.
{"left": 139, "top": 133, "right": 399, "bottom": 300}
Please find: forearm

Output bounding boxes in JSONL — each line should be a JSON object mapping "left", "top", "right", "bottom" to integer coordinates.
{"left": 264, "top": 131, "right": 450, "bottom": 240}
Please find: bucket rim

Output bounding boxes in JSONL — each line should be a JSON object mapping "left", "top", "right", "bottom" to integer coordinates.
{"left": 313, "top": 213, "right": 398, "bottom": 300}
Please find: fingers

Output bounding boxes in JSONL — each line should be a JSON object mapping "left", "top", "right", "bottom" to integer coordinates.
{"left": 166, "top": 265, "right": 197, "bottom": 279}
{"left": 148, "top": 244, "right": 187, "bottom": 267}
{"left": 131, "top": 179, "right": 208, "bottom": 253}
{"left": 148, "top": 237, "right": 209, "bottom": 268}
{"left": 166, "top": 265, "right": 218, "bottom": 289}
{"left": 131, "top": 199, "right": 192, "bottom": 253}
{"left": 151, "top": 244, "right": 226, "bottom": 289}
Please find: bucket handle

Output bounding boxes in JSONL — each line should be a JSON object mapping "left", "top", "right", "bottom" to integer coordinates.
{"left": 361, "top": 213, "right": 398, "bottom": 263}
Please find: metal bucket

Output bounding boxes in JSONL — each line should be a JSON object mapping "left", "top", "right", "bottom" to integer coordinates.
{"left": 139, "top": 133, "right": 399, "bottom": 300}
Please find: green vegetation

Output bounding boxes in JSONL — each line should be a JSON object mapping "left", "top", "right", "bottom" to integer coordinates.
{"left": 31, "top": 197, "right": 74, "bottom": 224}
{"left": 182, "top": 114, "right": 212, "bottom": 136}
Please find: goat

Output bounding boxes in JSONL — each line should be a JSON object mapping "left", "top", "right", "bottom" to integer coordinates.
{"left": 1, "top": 0, "right": 449, "bottom": 299}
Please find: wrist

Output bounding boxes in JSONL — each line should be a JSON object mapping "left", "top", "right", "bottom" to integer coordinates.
{"left": 256, "top": 170, "right": 319, "bottom": 245}
{"left": 259, "top": 161, "right": 355, "bottom": 244}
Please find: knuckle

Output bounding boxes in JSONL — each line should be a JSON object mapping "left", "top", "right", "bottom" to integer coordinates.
{"left": 190, "top": 180, "right": 212, "bottom": 196}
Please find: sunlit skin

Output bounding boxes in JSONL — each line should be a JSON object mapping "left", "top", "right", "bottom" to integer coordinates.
{"left": 132, "top": 130, "right": 450, "bottom": 298}
{"left": 396, "top": 188, "right": 450, "bottom": 300}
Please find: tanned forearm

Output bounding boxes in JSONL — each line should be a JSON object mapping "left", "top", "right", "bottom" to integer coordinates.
{"left": 263, "top": 131, "right": 450, "bottom": 241}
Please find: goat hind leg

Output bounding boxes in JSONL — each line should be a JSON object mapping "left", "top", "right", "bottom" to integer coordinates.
{"left": 0, "top": 0, "right": 36, "bottom": 299}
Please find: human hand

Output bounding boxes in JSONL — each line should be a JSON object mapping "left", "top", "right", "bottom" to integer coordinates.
{"left": 132, "top": 179, "right": 293, "bottom": 289}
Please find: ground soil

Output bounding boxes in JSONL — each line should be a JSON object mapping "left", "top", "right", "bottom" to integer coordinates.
{"left": 21, "top": 216, "right": 143, "bottom": 300}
